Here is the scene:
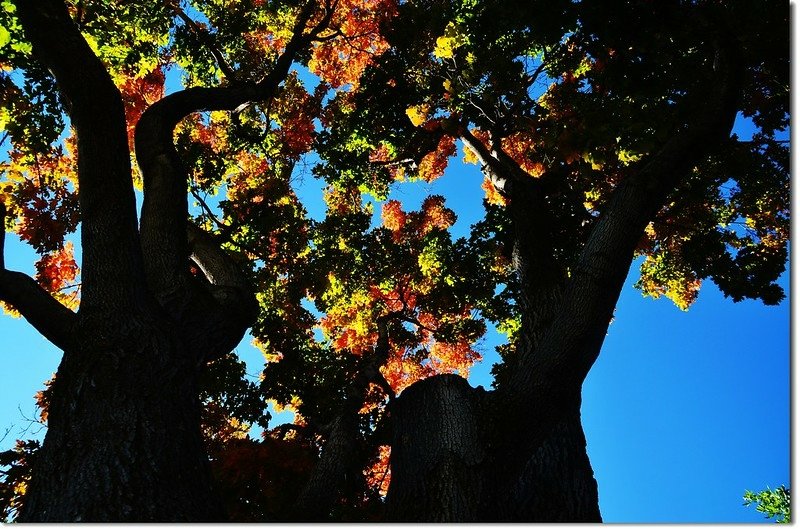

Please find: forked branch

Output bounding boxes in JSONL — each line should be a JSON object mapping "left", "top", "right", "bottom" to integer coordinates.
{"left": 135, "top": 0, "right": 319, "bottom": 295}
{"left": 508, "top": 9, "right": 743, "bottom": 429}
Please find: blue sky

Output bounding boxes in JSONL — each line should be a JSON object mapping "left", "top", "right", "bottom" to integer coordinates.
{"left": 0, "top": 77, "right": 790, "bottom": 524}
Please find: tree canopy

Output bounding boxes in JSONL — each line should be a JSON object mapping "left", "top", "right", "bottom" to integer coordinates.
{"left": 0, "top": 0, "right": 789, "bottom": 522}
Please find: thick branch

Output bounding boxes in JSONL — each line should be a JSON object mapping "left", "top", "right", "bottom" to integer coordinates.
{"left": 290, "top": 313, "right": 398, "bottom": 519}
{"left": 460, "top": 128, "right": 565, "bottom": 336}
{"left": 290, "top": 414, "right": 359, "bottom": 521}
{"left": 187, "top": 222, "right": 258, "bottom": 325}
{"left": 0, "top": 270, "right": 76, "bottom": 351}
{"left": 508, "top": 13, "right": 743, "bottom": 421}
{"left": 135, "top": 1, "right": 316, "bottom": 296}
{"left": 15, "top": 0, "right": 145, "bottom": 313}
{"left": 0, "top": 203, "right": 75, "bottom": 350}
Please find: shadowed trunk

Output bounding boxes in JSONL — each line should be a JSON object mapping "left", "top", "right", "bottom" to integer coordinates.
{"left": 386, "top": 375, "right": 485, "bottom": 521}
{"left": 8, "top": 0, "right": 261, "bottom": 521}
{"left": 498, "top": 410, "right": 600, "bottom": 521}
{"left": 385, "top": 10, "right": 739, "bottom": 518}
{"left": 19, "top": 316, "right": 224, "bottom": 521}
{"left": 384, "top": 374, "right": 599, "bottom": 522}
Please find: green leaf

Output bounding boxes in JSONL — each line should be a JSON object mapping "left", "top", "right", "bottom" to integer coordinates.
{"left": 0, "top": 25, "right": 10, "bottom": 49}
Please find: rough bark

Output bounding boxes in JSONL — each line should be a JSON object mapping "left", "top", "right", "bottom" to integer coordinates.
{"left": 493, "top": 406, "right": 600, "bottom": 521}
{"left": 290, "top": 414, "right": 360, "bottom": 521}
{"left": 386, "top": 375, "right": 486, "bottom": 521}
{"left": 14, "top": 0, "right": 147, "bottom": 316}
{"left": 19, "top": 318, "right": 224, "bottom": 522}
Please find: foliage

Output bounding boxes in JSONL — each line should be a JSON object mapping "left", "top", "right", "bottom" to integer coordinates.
{"left": 0, "top": 440, "right": 38, "bottom": 521}
{"left": 743, "top": 486, "right": 791, "bottom": 524}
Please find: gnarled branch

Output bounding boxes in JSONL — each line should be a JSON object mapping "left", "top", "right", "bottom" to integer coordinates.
{"left": 135, "top": 1, "right": 317, "bottom": 297}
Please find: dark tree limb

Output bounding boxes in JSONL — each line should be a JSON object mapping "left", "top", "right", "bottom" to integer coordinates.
{"left": 132, "top": 1, "right": 321, "bottom": 362}
{"left": 14, "top": 0, "right": 146, "bottom": 314}
{"left": 508, "top": 10, "right": 743, "bottom": 429}
{"left": 290, "top": 413, "right": 359, "bottom": 521}
{"left": 290, "top": 312, "right": 399, "bottom": 519}
{"left": 134, "top": 1, "right": 317, "bottom": 296}
{"left": 0, "top": 270, "right": 76, "bottom": 351}
{"left": 460, "top": 127, "right": 565, "bottom": 335}
{"left": 184, "top": 223, "right": 258, "bottom": 363}
{"left": 0, "top": 203, "right": 76, "bottom": 351}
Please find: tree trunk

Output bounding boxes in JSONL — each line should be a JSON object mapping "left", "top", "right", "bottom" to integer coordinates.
{"left": 496, "top": 410, "right": 601, "bottom": 521}
{"left": 385, "top": 374, "right": 600, "bottom": 522}
{"left": 386, "top": 375, "right": 486, "bottom": 521}
{"left": 18, "top": 313, "right": 224, "bottom": 522}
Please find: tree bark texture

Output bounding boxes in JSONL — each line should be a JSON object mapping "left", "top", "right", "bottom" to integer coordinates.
{"left": 19, "top": 316, "right": 225, "bottom": 521}
{"left": 386, "top": 375, "right": 486, "bottom": 521}
{"left": 384, "top": 374, "right": 599, "bottom": 522}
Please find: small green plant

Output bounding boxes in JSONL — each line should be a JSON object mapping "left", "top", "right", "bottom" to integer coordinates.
{"left": 743, "top": 486, "right": 790, "bottom": 523}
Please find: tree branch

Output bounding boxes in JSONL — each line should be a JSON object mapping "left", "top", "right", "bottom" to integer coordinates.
{"left": 135, "top": 1, "right": 317, "bottom": 297}
{"left": 290, "top": 311, "right": 399, "bottom": 519}
{"left": 290, "top": 413, "right": 359, "bottom": 520}
{"left": 169, "top": 1, "right": 239, "bottom": 83}
{"left": 14, "top": 0, "right": 146, "bottom": 314}
{"left": 0, "top": 270, "right": 76, "bottom": 351}
{"left": 187, "top": 222, "right": 257, "bottom": 314}
{"left": 459, "top": 128, "right": 532, "bottom": 194}
{"left": 508, "top": 9, "right": 743, "bottom": 425}
{"left": 0, "top": 203, "right": 76, "bottom": 351}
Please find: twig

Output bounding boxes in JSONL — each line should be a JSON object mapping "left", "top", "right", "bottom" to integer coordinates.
{"left": 170, "top": 1, "right": 239, "bottom": 83}
{"left": 190, "top": 188, "right": 228, "bottom": 231}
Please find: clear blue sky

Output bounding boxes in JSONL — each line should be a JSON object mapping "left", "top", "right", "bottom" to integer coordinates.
{"left": 0, "top": 81, "right": 790, "bottom": 523}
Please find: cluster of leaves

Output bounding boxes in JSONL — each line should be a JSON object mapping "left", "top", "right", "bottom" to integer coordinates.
{"left": 743, "top": 486, "right": 790, "bottom": 524}
{"left": 0, "top": 439, "right": 39, "bottom": 522}
{"left": 325, "top": 0, "right": 789, "bottom": 315}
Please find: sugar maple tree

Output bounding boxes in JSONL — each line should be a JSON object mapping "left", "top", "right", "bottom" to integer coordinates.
{"left": 0, "top": 0, "right": 789, "bottom": 522}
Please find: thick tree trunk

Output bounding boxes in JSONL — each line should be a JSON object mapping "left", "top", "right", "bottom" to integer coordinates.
{"left": 385, "top": 374, "right": 600, "bottom": 522}
{"left": 18, "top": 314, "right": 224, "bottom": 522}
{"left": 386, "top": 375, "right": 486, "bottom": 521}
{"left": 497, "top": 410, "right": 601, "bottom": 521}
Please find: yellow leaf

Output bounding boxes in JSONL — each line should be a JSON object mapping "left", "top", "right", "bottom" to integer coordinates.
{"left": 405, "top": 104, "right": 430, "bottom": 127}
{"left": 462, "top": 144, "right": 478, "bottom": 165}
{"left": 433, "top": 22, "right": 467, "bottom": 59}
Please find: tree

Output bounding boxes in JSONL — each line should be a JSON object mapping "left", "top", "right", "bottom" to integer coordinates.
{"left": 744, "top": 486, "right": 791, "bottom": 524}
{"left": 0, "top": 0, "right": 788, "bottom": 522}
